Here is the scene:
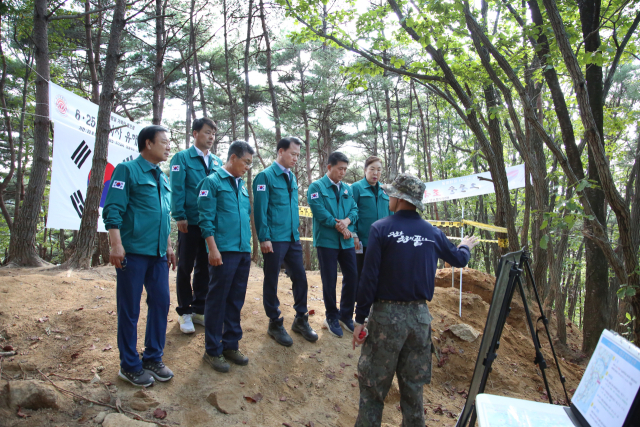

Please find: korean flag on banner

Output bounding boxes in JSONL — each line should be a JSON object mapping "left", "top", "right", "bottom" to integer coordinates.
{"left": 46, "top": 122, "right": 140, "bottom": 232}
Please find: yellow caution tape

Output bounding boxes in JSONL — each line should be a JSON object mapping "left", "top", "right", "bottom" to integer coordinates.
{"left": 299, "top": 206, "right": 313, "bottom": 218}
{"left": 462, "top": 219, "right": 508, "bottom": 233}
{"left": 446, "top": 236, "right": 499, "bottom": 245}
{"left": 427, "top": 220, "right": 463, "bottom": 227}
{"left": 298, "top": 207, "right": 509, "bottom": 245}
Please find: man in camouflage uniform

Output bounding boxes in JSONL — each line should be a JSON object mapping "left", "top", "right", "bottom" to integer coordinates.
{"left": 352, "top": 174, "right": 479, "bottom": 426}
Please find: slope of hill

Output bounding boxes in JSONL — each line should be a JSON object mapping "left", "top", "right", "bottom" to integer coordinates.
{"left": 0, "top": 265, "right": 586, "bottom": 426}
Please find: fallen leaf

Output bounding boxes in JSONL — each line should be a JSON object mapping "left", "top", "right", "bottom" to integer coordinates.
{"left": 340, "top": 362, "right": 350, "bottom": 368}
{"left": 37, "top": 316, "right": 49, "bottom": 323}
{"left": 153, "top": 408, "right": 167, "bottom": 419}
{"left": 309, "top": 354, "right": 316, "bottom": 358}
{"left": 244, "top": 393, "right": 263, "bottom": 403}
{"left": 89, "top": 344, "right": 96, "bottom": 350}
{"left": 3, "top": 345, "right": 14, "bottom": 351}
{"left": 334, "top": 404, "right": 341, "bottom": 412}
{"left": 347, "top": 353, "right": 353, "bottom": 359}
{"left": 71, "top": 352, "right": 80, "bottom": 359}
{"left": 76, "top": 307, "right": 84, "bottom": 311}
{"left": 326, "top": 373, "right": 335, "bottom": 380}
{"left": 282, "top": 423, "right": 293, "bottom": 427}
{"left": 308, "top": 309, "right": 315, "bottom": 315}
{"left": 353, "top": 373, "right": 358, "bottom": 379}
{"left": 103, "top": 344, "right": 112, "bottom": 351}
{"left": 351, "top": 383, "right": 357, "bottom": 387}
{"left": 279, "top": 396, "right": 287, "bottom": 401}
{"left": 305, "top": 422, "right": 315, "bottom": 427}
{"left": 17, "top": 406, "right": 29, "bottom": 418}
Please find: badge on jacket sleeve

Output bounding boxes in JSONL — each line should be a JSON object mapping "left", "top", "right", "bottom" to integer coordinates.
{"left": 257, "top": 185, "right": 266, "bottom": 191}
{"left": 311, "top": 192, "right": 319, "bottom": 199}
{"left": 112, "top": 180, "right": 125, "bottom": 190}
{"left": 199, "top": 190, "right": 208, "bottom": 197}
{"left": 171, "top": 165, "right": 180, "bottom": 172}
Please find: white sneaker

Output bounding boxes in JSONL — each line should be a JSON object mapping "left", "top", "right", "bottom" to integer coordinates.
{"left": 192, "top": 313, "right": 205, "bottom": 326}
{"left": 179, "top": 314, "right": 195, "bottom": 334}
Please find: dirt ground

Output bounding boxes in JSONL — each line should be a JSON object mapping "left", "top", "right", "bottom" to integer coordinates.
{"left": 0, "top": 265, "right": 588, "bottom": 427}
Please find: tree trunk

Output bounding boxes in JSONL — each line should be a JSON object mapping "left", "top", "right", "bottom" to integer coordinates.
{"left": 0, "top": 19, "right": 16, "bottom": 230}
{"left": 259, "top": 0, "right": 281, "bottom": 141}
{"left": 382, "top": 57, "right": 397, "bottom": 180}
{"left": 12, "top": 53, "right": 32, "bottom": 228}
{"left": 7, "top": 0, "right": 50, "bottom": 266}
{"left": 65, "top": 0, "right": 128, "bottom": 269}
{"left": 223, "top": 0, "right": 236, "bottom": 142}
{"left": 576, "top": 0, "right": 612, "bottom": 354}
{"left": 243, "top": 0, "right": 253, "bottom": 142}
{"left": 191, "top": 0, "right": 207, "bottom": 117}
{"left": 541, "top": 0, "right": 638, "bottom": 349}
{"left": 152, "top": 0, "right": 166, "bottom": 125}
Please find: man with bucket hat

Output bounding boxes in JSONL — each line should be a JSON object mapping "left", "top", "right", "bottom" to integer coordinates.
{"left": 352, "top": 173, "right": 479, "bottom": 427}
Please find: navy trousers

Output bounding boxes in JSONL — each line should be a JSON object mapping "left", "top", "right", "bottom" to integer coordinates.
{"left": 262, "top": 241, "right": 308, "bottom": 320}
{"left": 175, "top": 224, "right": 209, "bottom": 315}
{"left": 316, "top": 246, "right": 358, "bottom": 321}
{"left": 356, "top": 246, "right": 368, "bottom": 281}
{"left": 204, "top": 252, "right": 251, "bottom": 357}
{"left": 116, "top": 254, "right": 170, "bottom": 372}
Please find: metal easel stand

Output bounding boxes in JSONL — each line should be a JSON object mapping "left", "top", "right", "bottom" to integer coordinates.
{"left": 465, "top": 250, "right": 570, "bottom": 427}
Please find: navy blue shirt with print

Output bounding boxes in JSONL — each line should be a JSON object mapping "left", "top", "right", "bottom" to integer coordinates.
{"left": 355, "top": 210, "right": 471, "bottom": 324}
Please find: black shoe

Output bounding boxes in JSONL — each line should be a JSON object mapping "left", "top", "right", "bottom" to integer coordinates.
{"left": 142, "top": 360, "right": 174, "bottom": 382}
{"left": 118, "top": 368, "right": 155, "bottom": 387}
{"left": 292, "top": 314, "right": 319, "bottom": 342}
{"left": 268, "top": 317, "right": 293, "bottom": 347}
{"left": 203, "top": 352, "right": 230, "bottom": 373}
{"left": 222, "top": 349, "right": 249, "bottom": 366}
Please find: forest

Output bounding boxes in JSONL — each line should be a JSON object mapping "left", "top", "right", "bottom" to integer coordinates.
{"left": 0, "top": 0, "right": 638, "bottom": 354}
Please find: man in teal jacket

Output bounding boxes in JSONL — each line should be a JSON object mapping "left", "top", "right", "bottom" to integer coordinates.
{"left": 197, "top": 140, "right": 255, "bottom": 373}
{"left": 170, "top": 118, "right": 223, "bottom": 334}
{"left": 307, "top": 152, "right": 358, "bottom": 338}
{"left": 253, "top": 137, "right": 318, "bottom": 346}
{"left": 103, "top": 125, "right": 176, "bottom": 387}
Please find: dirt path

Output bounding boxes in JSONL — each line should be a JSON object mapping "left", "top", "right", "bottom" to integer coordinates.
{"left": 0, "top": 265, "right": 586, "bottom": 426}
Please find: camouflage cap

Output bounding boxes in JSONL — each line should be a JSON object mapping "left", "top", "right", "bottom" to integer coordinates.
{"left": 382, "top": 173, "right": 426, "bottom": 211}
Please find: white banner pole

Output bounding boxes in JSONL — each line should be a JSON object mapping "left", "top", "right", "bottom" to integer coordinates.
{"left": 460, "top": 206, "right": 464, "bottom": 318}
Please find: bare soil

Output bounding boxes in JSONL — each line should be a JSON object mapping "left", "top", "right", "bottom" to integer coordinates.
{"left": 0, "top": 265, "right": 587, "bottom": 427}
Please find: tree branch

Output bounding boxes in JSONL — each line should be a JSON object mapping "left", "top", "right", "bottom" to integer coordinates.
{"left": 49, "top": 4, "right": 115, "bottom": 20}
{"left": 603, "top": 11, "right": 640, "bottom": 102}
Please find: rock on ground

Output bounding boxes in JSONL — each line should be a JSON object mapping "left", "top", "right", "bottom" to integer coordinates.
{"left": 207, "top": 390, "right": 242, "bottom": 414}
{"left": 129, "top": 390, "right": 159, "bottom": 411}
{"left": 5, "top": 380, "right": 60, "bottom": 409}
{"left": 102, "top": 413, "right": 157, "bottom": 426}
{"left": 448, "top": 323, "right": 481, "bottom": 342}
{"left": 94, "top": 411, "right": 108, "bottom": 423}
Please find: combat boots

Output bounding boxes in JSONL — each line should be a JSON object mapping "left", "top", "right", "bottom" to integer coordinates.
{"left": 292, "top": 314, "right": 318, "bottom": 342}
{"left": 268, "top": 317, "right": 293, "bottom": 347}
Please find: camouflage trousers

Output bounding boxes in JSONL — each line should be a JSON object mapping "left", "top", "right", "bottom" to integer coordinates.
{"left": 355, "top": 302, "right": 432, "bottom": 427}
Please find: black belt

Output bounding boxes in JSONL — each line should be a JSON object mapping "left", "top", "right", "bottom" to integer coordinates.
{"left": 376, "top": 299, "right": 427, "bottom": 305}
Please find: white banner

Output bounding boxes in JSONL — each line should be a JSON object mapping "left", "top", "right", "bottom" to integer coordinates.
{"left": 423, "top": 164, "right": 526, "bottom": 203}
{"left": 46, "top": 83, "right": 146, "bottom": 231}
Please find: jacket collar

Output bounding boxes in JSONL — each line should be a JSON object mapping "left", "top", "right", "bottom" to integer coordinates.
{"left": 359, "top": 178, "right": 382, "bottom": 195}
{"left": 321, "top": 174, "right": 341, "bottom": 189}
{"left": 189, "top": 145, "right": 212, "bottom": 161}
{"left": 135, "top": 154, "right": 160, "bottom": 173}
